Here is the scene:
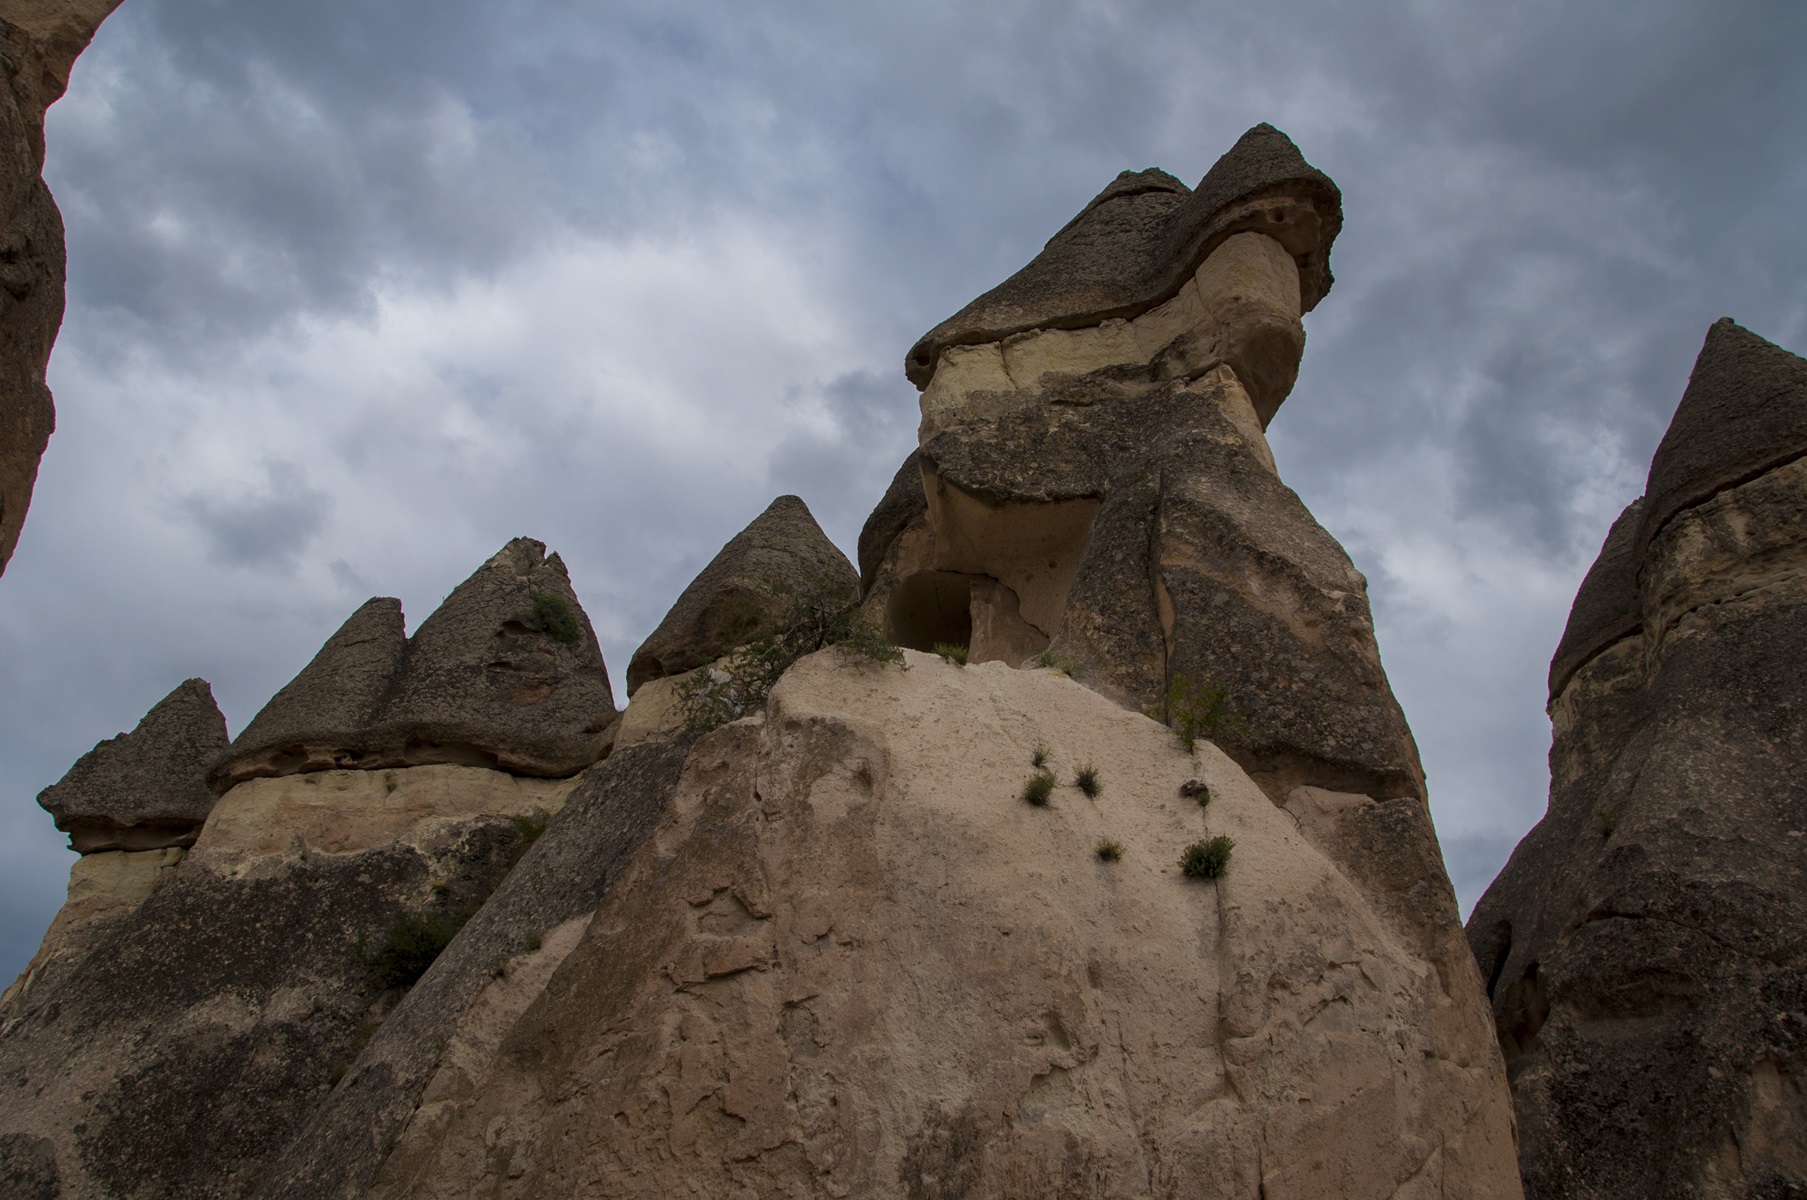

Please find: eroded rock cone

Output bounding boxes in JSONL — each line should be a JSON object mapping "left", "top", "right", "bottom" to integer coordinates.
{"left": 1468, "top": 319, "right": 1807, "bottom": 1200}
{"left": 213, "top": 538, "right": 617, "bottom": 789}
{"left": 0, "top": 0, "right": 126, "bottom": 577}
{"left": 37, "top": 678, "right": 228, "bottom": 853}
{"left": 625, "top": 494, "right": 858, "bottom": 696}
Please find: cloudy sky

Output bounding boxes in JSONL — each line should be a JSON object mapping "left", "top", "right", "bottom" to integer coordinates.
{"left": 2, "top": 0, "right": 1803, "bottom": 982}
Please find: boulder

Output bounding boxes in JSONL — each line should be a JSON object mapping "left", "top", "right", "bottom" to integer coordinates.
{"left": 1468, "top": 319, "right": 1807, "bottom": 1199}
{"left": 624, "top": 494, "right": 858, "bottom": 696}
{"left": 310, "top": 651, "right": 1521, "bottom": 1199}
{"left": 37, "top": 677, "right": 228, "bottom": 853}
{"left": 0, "top": 0, "right": 125, "bottom": 576}
{"left": 213, "top": 538, "right": 618, "bottom": 789}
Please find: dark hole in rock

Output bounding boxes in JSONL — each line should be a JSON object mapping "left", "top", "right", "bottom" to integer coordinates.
{"left": 887, "top": 571, "right": 973, "bottom": 654}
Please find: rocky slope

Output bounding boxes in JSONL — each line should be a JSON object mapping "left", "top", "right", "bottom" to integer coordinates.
{"left": 1467, "top": 319, "right": 1807, "bottom": 1199}
{"left": 0, "top": 0, "right": 122, "bottom": 577}
{"left": 1, "top": 126, "right": 1524, "bottom": 1198}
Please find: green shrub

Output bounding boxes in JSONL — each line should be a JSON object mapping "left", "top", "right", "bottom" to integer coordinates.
{"left": 1095, "top": 838, "right": 1124, "bottom": 863}
{"left": 1180, "top": 779, "right": 1211, "bottom": 808}
{"left": 1074, "top": 763, "right": 1101, "bottom": 798}
{"left": 934, "top": 641, "right": 970, "bottom": 666}
{"left": 1028, "top": 650, "right": 1082, "bottom": 676}
{"left": 529, "top": 590, "right": 582, "bottom": 645}
{"left": 523, "top": 930, "right": 543, "bottom": 952}
{"left": 1023, "top": 770, "right": 1056, "bottom": 807}
{"left": 676, "top": 577, "right": 903, "bottom": 735}
{"left": 510, "top": 810, "right": 549, "bottom": 846}
{"left": 1031, "top": 744, "right": 1050, "bottom": 769}
{"left": 1151, "top": 674, "right": 1233, "bottom": 752}
{"left": 358, "top": 907, "right": 471, "bottom": 990}
{"left": 1180, "top": 835, "right": 1234, "bottom": 880}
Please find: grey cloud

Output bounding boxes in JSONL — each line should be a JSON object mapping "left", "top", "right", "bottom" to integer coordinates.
{"left": 181, "top": 460, "right": 329, "bottom": 569}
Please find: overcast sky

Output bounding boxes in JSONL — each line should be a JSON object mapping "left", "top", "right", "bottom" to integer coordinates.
{"left": 3, "top": 0, "right": 1803, "bottom": 983}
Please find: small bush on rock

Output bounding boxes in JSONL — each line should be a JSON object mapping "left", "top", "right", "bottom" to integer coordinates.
{"left": 1180, "top": 836, "right": 1234, "bottom": 880}
{"left": 1023, "top": 770, "right": 1056, "bottom": 807}
{"left": 934, "top": 642, "right": 969, "bottom": 666}
{"left": 358, "top": 907, "right": 471, "bottom": 990}
{"left": 1031, "top": 744, "right": 1050, "bottom": 769}
{"left": 528, "top": 590, "right": 582, "bottom": 645}
{"left": 1095, "top": 838, "right": 1124, "bottom": 862}
{"left": 1074, "top": 764, "right": 1102, "bottom": 798}
{"left": 1151, "top": 674, "right": 1234, "bottom": 752}
{"left": 1180, "top": 779, "right": 1211, "bottom": 808}
{"left": 1028, "top": 650, "right": 1082, "bottom": 676}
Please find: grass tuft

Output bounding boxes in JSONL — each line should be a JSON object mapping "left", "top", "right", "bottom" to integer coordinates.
{"left": 357, "top": 908, "right": 471, "bottom": 990}
{"left": 1022, "top": 770, "right": 1056, "bottom": 807}
{"left": 1030, "top": 744, "right": 1049, "bottom": 770}
{"left": 529, "top": 590, "right": 583, "bottom": 645}
{"left": 1074, "top": 763, "right": 1102, "bottom": 798}
{"left": 1180, "top": 835, "right": 1234, "bottom": 881}
{"left": 1150, "top": 674, "right": 1234, "bottom": 753}
{"left": 934, "top": 641, "right": 969, "bottom": 666}
{"left": 1095, "top": 838, "right": 1124, "bottom": 863}
{"left": 1028, "top": 650, "right": 1083, "bottom": 676}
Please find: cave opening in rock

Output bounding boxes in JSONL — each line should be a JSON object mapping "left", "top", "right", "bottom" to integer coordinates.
{"left": 887, "top": 571, "right": 973, "bottom": 654}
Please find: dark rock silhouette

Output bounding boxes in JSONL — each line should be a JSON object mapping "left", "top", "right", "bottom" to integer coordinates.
{"left": 1468, "top": 319, "right": 1807, "bottom": 1200}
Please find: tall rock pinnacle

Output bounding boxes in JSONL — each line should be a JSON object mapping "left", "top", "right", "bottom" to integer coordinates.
{"left": 1468, "top": 319, "right": 1807, "bottom": 1199}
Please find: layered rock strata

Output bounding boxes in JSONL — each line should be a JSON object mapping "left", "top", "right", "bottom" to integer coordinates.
{"left": 624, "top": 494, "right": 858, "bottom": 696}
{"left": 0, "top": 0, "right": 123, "bottom": 576}
{"left": 213, "top": 537, "right": 617, "bottom": 789}
{"left": 1468, "top": 319, "right": 1807, "bottom": 1199}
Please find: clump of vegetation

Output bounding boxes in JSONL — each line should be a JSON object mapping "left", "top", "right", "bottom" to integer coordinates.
{"left": 934, "top": 641, "right": 970, "bottom": 666}
{"left": 1031, "top": 744, "right": 1050, "bottom": 769}
{"left": 1180, "top": 835, "right": 1235, "bottom": 881}
{"left": 528, "top": 589, "right": 582, "bottom": 645}
{"left": 1149, "top": 674, "right": 1234, "bottom": 752}
{"left": 1028, "top": 649, "right": 1082, "bottom": 676}
{"left": 1074, "top": 763, "right": 1102, "bottom": 798}
{"left": 510, "top": 810, "right": 549, "bottom": 846}
{"left": 1023, "top": 770, "right": 1056, "bottom": 807}
{"left": 1180, "top": 779, "right": 1211, "bottom": 808}
{"left": 677, "top": 577, "right": 904, "bottom": 734}
{"left": 357, "top": 907, "right": 472, "bottom": 990}
{"left": 1095, "top": 838, "right": 1124, "bottom": 863}
{"left": 523, "top": 930, "right": 543, "bottom": 953}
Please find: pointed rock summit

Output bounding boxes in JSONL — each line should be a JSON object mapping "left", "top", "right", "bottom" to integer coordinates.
{"left": 625, "top": 494, "right": 858, "bottom": 695}
{"left": 1469, "top": 319, "right": 1807, "bottom": 1200}
{"left": 37, "top": 678, "right": 228, "bottom": 853}
{"left": 214, "top": 538, "right": 617, "bottom": 788}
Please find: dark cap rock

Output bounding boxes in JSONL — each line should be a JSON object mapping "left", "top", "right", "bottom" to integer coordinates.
{"left": 1640, "top": 318, "right": 1807, "bottom": 555}
{"left": 38, "top": 678, "right": 229, "bottom": 853}
{"left": 905, "top": 123, "right": 1341, "bottom": 388}
{"left": 627, "top": 495, "right": 858, "bottom": 696}
{"left": 214, "top": 539, "right": 617, "bottom": 788}
{"left": 1547, "top": 498, "right": 1645, "bottom": 701}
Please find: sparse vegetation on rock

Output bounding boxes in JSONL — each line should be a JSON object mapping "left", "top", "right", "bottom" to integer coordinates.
{"left": 1151, "top": 674, "right": 1232, "bottom": 752}
{"left": 1022, "top": 770, "right": 1056, "bottom": 807}
{"left": 358, "top": 907, "right": 471, "bottom": 991}
{"left": 529, "top": 589, "right": 582, "bottom": 644}
{"left": 1095, "top": 838, "right": 1124, "bottom": 862}
{"left": 1180, "top": 836, "right": 1234, "bottom": 880}
{"left": 1074, "top": 763, "right": 1101, "bottom": 798}
{"left": 934, "top": 642, "right": 969, "bottom": 666}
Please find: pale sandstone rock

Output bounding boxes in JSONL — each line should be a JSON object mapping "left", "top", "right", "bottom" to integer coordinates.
{"left": 0, "top": 0, "right": 124, "bottom": 576}
{"left": 1468, "top": 320, "right": 1807, "bottom": 1200}
{"left": 355, "top": 650, "right": 1521, "bottom": 1200}
{"left": 611, "top": 669, "right": 694, "bottom": 749}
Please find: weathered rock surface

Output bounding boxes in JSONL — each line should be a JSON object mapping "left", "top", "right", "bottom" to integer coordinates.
{"left": 1468, "top": 319, "right": 1807, "bottom": 1199}
{"left": 37, "top": 677, "right": 228, "bottom": 852}
{"left": 214, "top": 538, "right": 618, "bottom": 789}
{"left": 625, "top": 494, "right": 858, "bottom": 696}
{"left": 0, "top": 0, "right": 123, "bottom": 577}
{"left": 0, "top": 760, "right": 598, "bottom": 1200}
{"left": 329, "top": 650, "right": 1520, "bottom": 1199}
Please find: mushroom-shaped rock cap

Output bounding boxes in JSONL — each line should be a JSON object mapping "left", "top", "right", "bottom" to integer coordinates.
{"left": 904, "top": 123, "right": 1342, "bottom": 388}
{"left": 627, "top": 495, "right": 858, "bottom": 696}
{"left": 1639, "top": 318, "right": 1807, "bottom": 556}
{"left": 38, "top": 678, "right": 228, "bottom": 853}
{"left": 1548, "top": 498, "right": 1645, "bottom": 701}
{"left": 213, "top": 539, "right": 617, "bottom": 788}
{"left": 377, "top": 537, "right": 617, "bottom": 770}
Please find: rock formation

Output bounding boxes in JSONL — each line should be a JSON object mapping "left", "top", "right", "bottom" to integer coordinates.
{"left": 1, "top": 126, "right": 1525, "bottom": 1199}
{"left": 0, "top": 0, "right": 124, "bottom": 577}
{"left": 37, "top": 676, "right": 227, "bottom": 853}
{"left": 624, "top": 494, "right": 858, "bottom": 696}
{"left": 213, "top": 537, "right": 618, "bottom": 789}
{"left": 1467, "top": 318, "right": 1807, "bottom": 1199}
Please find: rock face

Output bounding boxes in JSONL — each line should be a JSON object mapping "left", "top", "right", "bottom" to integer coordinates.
{"left": 214, "top": 538, "right": 618, "bottom": 789}
{"left": 0, "top": 0, "right": 124, "bottom": 577}
{"left": 294, "top": 651, "right": 1520, "bottom": 1200}
{"left": 625, "top": 494, "right": 858, "bottom": 696}
{"left": 37, "top": 677, "right": 228, "bottom": 852}
{"left": 1467, "top": 319, "right": 1807, "bottom": 1199}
